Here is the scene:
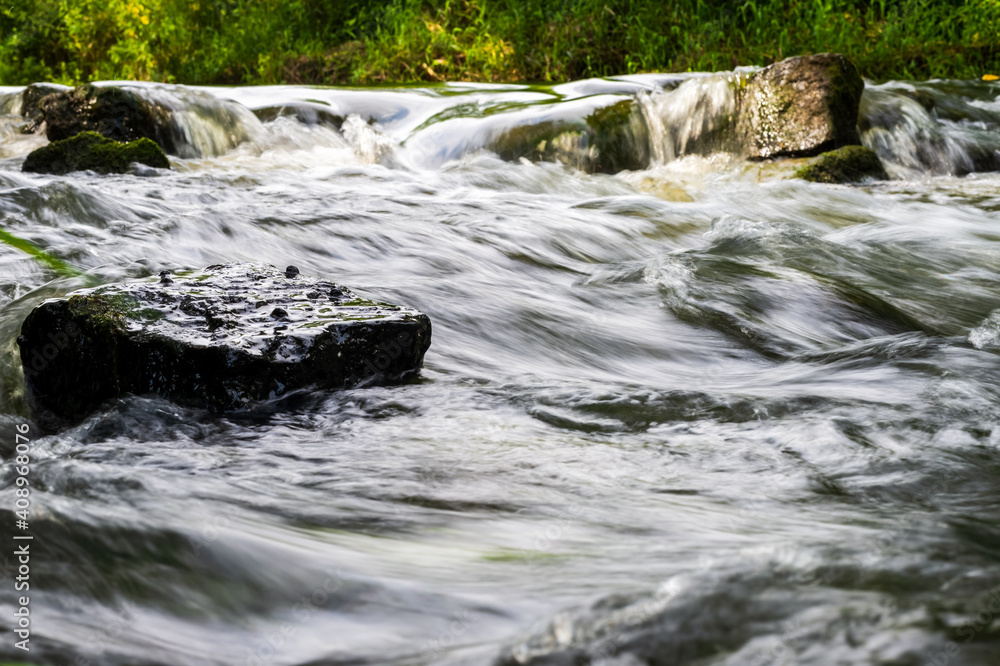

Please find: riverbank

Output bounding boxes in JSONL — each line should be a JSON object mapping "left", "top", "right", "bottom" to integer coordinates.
{"left": 1, "top": 0, "right": 998, "bottom": 86}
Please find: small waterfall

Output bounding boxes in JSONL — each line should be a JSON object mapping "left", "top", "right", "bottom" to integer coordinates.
{"left": 859, "top": 83, "right": 1000, "bottom": 177}
{"left": 638, "top": 73, "right": 747, "bottom": 164}
{"left": 342, "top": 114, "right": 395, "bottom": 164}
{"left": 130, "top": 85, "right": 266, "bottom": 159}
{"left": 0, "top": 89, "right": 22, "bottom": 115}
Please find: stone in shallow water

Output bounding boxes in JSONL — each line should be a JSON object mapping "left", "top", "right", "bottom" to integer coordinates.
{"left": 22, "top": 131, "right": 169, "bottom": 175}
{"left": 738, "top": 53, "right": 864, "bottom": 159}
{"left": 18, "top": 263, "right": 432, "bottom": 427}
{"left": 793, "top": 145, "right": 888, "bottom": 183}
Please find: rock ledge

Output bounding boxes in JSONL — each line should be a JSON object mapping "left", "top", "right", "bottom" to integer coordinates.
{"left": 18, "top": 263, "right": 431, "bottom": 426}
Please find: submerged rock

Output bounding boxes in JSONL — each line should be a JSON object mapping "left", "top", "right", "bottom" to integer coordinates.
{"left": 21, "top": 131, "right": 170, "bottom": 174}
{"left": 252, "top": 102, "right": 345, "bottom": 130}
{"left": 794, "top": 145, "right": 888, "bottom": 183}
{"left": 18, "top": 263, "right": 432, "bottom": 427}
{"left": 37, "top": 84, "right": 179, "bottom": 154}
{"left": 738, "top": 53, "right": 864, "bottom": 159}
{"left": 489, "top": 98, "right": 650, "bottom": 174}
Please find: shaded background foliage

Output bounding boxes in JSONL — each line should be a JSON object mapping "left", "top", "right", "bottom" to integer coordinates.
{"left": 0, "top": 0, "right": 998, "bottom": 85}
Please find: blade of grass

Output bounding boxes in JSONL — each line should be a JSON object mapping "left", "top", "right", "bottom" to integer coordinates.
{"left": 0, "top": 227, "right": 83, "bottom": 278}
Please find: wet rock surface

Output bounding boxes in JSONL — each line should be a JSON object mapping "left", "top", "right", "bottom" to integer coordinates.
{"left": 489, "top": 98, "right": 651, "bottom": 174}
{"left": 18, "top": 263, "right": 432, "bottom": 427}
{"left": 794, "top": 144, "right": 889, "bottom": 183}
{"left": 37, "top": 83, "right": 179, "bottom": 154}
{"left": 18, "top": 82, "right": 70, "bottom": 133}
{"left": 21, "top": 130, "right": 170, "bottom": 174}
{"left": 738, "top": 53, "right": 864, "bottom": 159}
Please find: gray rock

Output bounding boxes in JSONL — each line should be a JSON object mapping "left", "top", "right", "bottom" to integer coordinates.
{"left": 18, "top": 263, "right": 431, "bottom": 427}
{"left": 738, "top": 53, "right": 864, "bottom": 159}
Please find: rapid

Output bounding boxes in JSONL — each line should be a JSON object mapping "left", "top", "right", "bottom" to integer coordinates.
{"left": 0, "top": 72, "right": 999, "bottom": 665}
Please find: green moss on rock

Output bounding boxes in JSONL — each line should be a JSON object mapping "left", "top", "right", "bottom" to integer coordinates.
{"left": 22, "top": 131, "right": 170, "bottom": 175}
{"left": 739, "top": 53, "right": 864, "bottom": 159}
{"left": 794, "top": 145, "right": 889, "bottom": 183}
{"left": 585, "top": 99, "right": 650, "bottom": 173}
{"left": 18, "top": 263, "right": 432, "bottom": 429}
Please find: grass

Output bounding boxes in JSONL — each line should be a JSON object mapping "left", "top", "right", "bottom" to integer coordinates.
{"left": 0, "top": 0, "right": 998, "bottom": 85}
{"left": 0, "top": 227, "right": 83, "bottom": 277}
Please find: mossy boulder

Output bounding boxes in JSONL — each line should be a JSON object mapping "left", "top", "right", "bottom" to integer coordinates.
{"left": 18, "top": 263, "right": 432, "bottom": 428}
{"left": 586, "top": 99, "right": 651, "bottom": 173}
{"left": 21, "top": 131, "right": 170, "bottom": 175}
{"left": 794, "top": 145, "right": 889, "bottom": 183}
{"left": 37, "top": 84, "right": 178, "bottom": 154}
{"left": 488, "top": 98, "right": 650, "bottom": 174}
{"left": 738, "top": 53, "right": 864, "bottom": 159}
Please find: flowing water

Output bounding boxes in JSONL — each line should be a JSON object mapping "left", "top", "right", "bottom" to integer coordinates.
{"left": 0, "top": 73, "right": 1000, "bottom": 666}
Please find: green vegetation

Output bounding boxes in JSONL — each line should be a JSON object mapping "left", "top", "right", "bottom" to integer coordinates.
{"left": 1, "top": 0, "right": 998, "bottom": 85}
{"left": 0, "top": 226, "right": 83, "bottom": 277}
{"left": 794, "top": 145, "right": 890, "bottom": 183}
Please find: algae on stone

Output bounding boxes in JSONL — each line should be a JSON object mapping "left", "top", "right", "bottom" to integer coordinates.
{"left": 487, "top": 98, "right": 650, "bottom": 174}
{"left": 18, "top": 263, "right": 432, "bottom": 428}
{"left": 794, "top": 145, "right": 889, "bottom": 183}
{"left": 38, "top": 84, "right": 177, "bottom": 153}
{"left": 738, "top": 53, "right": 864, "bottom": 159}
{"left": 22, "top": 131, "right": 170, "bottom": 175}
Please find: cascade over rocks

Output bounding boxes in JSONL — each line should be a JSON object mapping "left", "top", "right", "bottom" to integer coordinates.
{"left": 18, "top": 263, "right": 432, "bottom": 428}
{"left": 488, "top": 98, "right": 651, "bottom": 174}
{"left": 737, "top": 53, "right": 864, "bottom": 159}
{"left": 486, "top": 53, "right": 865, "bottom": 173}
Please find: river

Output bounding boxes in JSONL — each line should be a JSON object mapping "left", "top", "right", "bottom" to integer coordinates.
{"left": 0, "top": 72, "right": 999, "bottom": 665}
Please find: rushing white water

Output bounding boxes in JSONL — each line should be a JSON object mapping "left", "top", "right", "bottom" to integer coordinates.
{"left": 0, "top": 74, "right": 999, "bottom": 666}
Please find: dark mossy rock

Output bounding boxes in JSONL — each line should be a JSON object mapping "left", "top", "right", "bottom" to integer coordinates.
{"left": 738, "top": 53, "right": 864, "bottom": 159}
{"left": 19, "top": 82, "right": 70, "bottom": 133}
{"left": 794, "top": 145, "right": 889, "bottom": 183}
{"left": 21, "top": 131, "right": 170, "bottom": 175}
{"left": 38, "top": 84, "right": 178, "bottom": 154}
{"left": 18, "top": 263, "right": 432, "bottom": 428}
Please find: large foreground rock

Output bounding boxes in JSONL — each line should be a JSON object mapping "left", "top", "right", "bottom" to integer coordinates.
{"left": 22, "top": 131, "right": 169, "bottom": 174}
{"left": 738, "top": 53, "right": 864, "bottom": 159}
{"left": 18, "top": 264, "right": 432, "bottom": 426}
{"left": 37, "top": 84, "right": 179, "bottom": 154}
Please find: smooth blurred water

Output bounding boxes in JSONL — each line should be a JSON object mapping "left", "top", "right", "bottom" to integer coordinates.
{"left": 0, "top": 75, "right": 999, "bottom": 666}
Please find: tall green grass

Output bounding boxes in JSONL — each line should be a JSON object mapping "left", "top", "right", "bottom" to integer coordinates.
{"left": 1, "top": 0, "right": 997, "bottom": 85}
